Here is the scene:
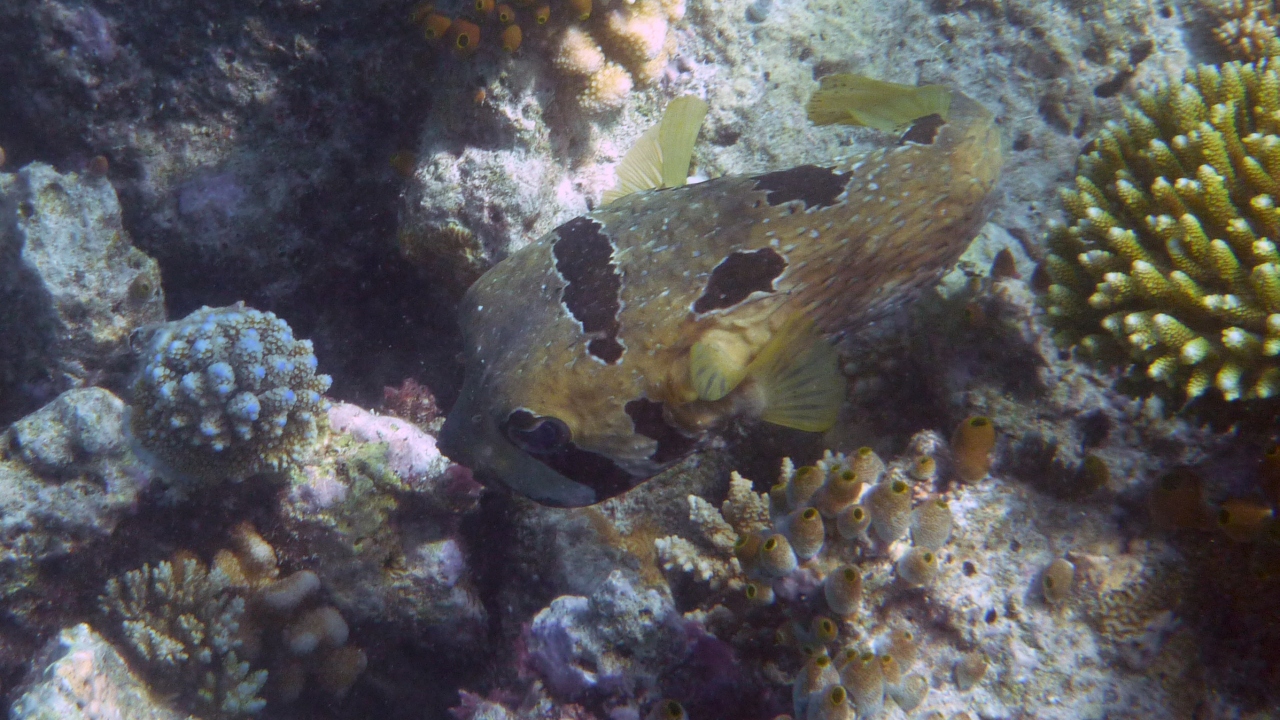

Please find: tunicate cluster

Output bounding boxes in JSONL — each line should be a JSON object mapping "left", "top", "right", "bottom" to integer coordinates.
{"left": 130, "top": 303, "right": 331, "bottom": 485}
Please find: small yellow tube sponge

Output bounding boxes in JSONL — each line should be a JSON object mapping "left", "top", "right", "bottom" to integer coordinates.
{"left": 1039, "top": 61, "right": 1280, "bottom": 403}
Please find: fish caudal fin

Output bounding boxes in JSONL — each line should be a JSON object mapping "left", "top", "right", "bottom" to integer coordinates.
{"left": 806, "top": 74, "right": 951, "bottom": 132}
{"left": 746, "top": 318, "right": 845, "bottom": 432}
{"left": 602, "top": 95, "right": 708, "bottom": 205}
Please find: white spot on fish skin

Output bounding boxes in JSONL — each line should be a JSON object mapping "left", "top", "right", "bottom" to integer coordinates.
{"left": 809, "top": 230, "right": 820, "bottom": 239}
{"left": 784, "top": 243, "right": 799, "bottom": 252}
{"left": 692, "top": 250, "right": 701, "bottom": 258}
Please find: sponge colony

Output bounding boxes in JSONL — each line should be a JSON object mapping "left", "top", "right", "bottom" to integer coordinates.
{"left": 130, "top": 303, "right": 332, "bottom": 483}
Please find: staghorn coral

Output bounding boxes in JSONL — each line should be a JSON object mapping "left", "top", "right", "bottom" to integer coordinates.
{"left": 99, "top": 556, "right": 267, "bottom": 717}
{"left": 129, "top": 303, "right": 331, "bottom": 489}
{"left": 1039, "top": 61, "right": 1280, "bottom": 404}
{"left": 1204, "top": 0, "right": 1280, "bottom": 61}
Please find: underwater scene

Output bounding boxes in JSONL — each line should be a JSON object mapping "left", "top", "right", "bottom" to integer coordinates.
{"left": 3, "top": 0, "right": 1280, "bottom": 717}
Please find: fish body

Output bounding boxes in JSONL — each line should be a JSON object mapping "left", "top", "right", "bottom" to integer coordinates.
{"left": 439, "top": 91, "right": 1003, "bottom": 507}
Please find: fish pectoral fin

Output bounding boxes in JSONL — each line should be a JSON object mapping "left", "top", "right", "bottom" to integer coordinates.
{"left": 745, "top": 318, "right": 845, "bottom": 432}
{"left": 690, "top": 337, "right": 749, "bottom": 402}
{"left": 602, "top": 95, "right": 709, "bottom": 205}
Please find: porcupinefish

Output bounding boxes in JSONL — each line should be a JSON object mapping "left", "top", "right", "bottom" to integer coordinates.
{"left": 439, "top": 82, "right": 1003, "bottom": 507}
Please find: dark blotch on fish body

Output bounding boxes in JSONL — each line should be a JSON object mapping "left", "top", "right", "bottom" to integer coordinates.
{"left": 552, "top": 217, "right": 624, "bottom": 363}
{"left": 751, "top": 165, "right": 851, "bottom": 209}
{"left": 694, "top": 248, "right": 788, "bottom": 313}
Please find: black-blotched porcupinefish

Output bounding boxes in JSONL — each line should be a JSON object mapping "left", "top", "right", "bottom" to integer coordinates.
{"left": 439, "top": 82, "right": 1003, "bottom": 507}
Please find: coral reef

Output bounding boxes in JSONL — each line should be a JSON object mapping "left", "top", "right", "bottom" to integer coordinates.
{"left": 0, "top": 162, "right": 164, "bottom": 423}
{"left": 1039, "top": 60, "right": 1280, "bottom": 406}
{"left": 129, "top": 303, "right": 332, "bottom": 488}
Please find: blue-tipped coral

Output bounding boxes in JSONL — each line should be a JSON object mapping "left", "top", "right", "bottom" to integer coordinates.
{"left": 129, "top": 303, "right": 331, "bottom": 486}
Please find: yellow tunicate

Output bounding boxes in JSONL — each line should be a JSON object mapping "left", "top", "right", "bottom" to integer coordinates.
{"left": 888, "top": 627, "right": 919, "bottom": 668}
{"left": 838, "top": 651, "right": 884, "bottom": 717}
{"left": 645, "top": 700, "right": 687, "bottom": 720}
{"left": 910, "top": 455, "right": 938, "bottom": 482}
{"left": 866, "top": 479, "right": 913, "bottom": 542}
{"left": 896, "top": 547, "right": 939, "bottom": 586}
{"left": 878, "top": 653, "right": 902, "bottom": 687}
{"left": 744, "top": 581, "right": 774, "bottom": 606}
{"left": 889, "top": 673, "right": 929, "bottom": 712}
{"left": 315, "top": 645, "right": 366, "bottom": 698}
{"left": 810, "top": 615, "right": 839, "bottom": 644}
{"left": 851, "top": 446, "right": 886, "bottom": 484}
{"left": 809, "top": 685, "right": 854, "bottom": 720}
{"left": 910, "top": 496, "right": 953, "bottom": 551}
{"left": 837, "top": 504, "right": 871, "bottom": 541}
{"left": 1217, "top": 498, "right": 1274, "bottom": 542}
{"left": 787, "top": 464, "right": 826, "bottom": 508}
{"left": 815, "top": 469, "right": 863, "bottom": 517}
{"left": 794, "top": 654, "right": 839, "bottom": 719}
{"left": 734, "top": 533, "right": 762, "bottom": 569}
{"left": 951, "top": 416, "right": 996, "bottom": 482}
{"left": 823, "top": 564, "right": 863, "bottom": 616}
{"left": 759, "top": 533, "right": 799, "bottom": 578}
{"left": 1042, "top": 557, "right": 1075, "bottom": 605}
{"left": 787, "top": 507, "right": 826, "bottom": 560}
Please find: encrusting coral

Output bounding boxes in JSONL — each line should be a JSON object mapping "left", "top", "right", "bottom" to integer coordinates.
{"left": 129, "top": 303, "right": 332, "bottom": 489}
{"left": 1038, "top": 60, "right": 1280, "bottom": 404}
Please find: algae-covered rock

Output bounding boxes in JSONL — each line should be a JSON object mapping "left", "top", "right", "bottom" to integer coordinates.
{"left": 9, "top": 624, "right": 194, "bottom": 720}
{"left": 0, "top": 388, "right": 156, "bottom": 602}
{"left": 0, "top": 163, "right": 164, "bottom": 423}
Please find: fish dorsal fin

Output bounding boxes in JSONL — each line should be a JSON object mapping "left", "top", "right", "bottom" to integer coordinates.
{"left": 602, "top": 95, "right": 709, "bottom": 205}
{"left": 806, "top": 74, "right": 951, "bottom": 132}
{"left": 690, "top": 331, "right": 751, "bottom": 402}
{"left": 745, "top": 317, "right": 845, "bottom": 432}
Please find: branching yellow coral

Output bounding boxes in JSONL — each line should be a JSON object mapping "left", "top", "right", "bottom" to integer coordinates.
{"left": 1205, "top": 0, "right": 1280, "bottom": 61}
{"left": 1040, "top": 61, "right": 1280, "bottom": 403}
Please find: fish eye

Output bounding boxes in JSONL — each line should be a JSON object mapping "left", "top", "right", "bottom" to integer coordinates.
{"left": 504, "top": 410, "right": 571, "bottom": 454}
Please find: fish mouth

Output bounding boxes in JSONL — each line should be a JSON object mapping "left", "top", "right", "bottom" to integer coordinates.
{"left": 439, "top": 375, "right": 600, "bottom": 508}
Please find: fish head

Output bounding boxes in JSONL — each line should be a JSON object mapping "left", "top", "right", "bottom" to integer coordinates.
{"left": 439, "top": 219, "right": 697, "bottom": 507}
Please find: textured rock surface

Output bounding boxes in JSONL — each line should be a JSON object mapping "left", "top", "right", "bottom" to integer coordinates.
{"left": 9, "top": 623, "right": 192, "bottom": 720}
{"left": 0, "top": 163, "right": 164, "bottom": 424}
{"left": 524, "top": 570, "right": 688, "bottom": 701}
{"left": 0, "top": 388, "right": 155, "bottom": 600}
{"left": 277, "top": 405, "right": 486, "bottom": 648}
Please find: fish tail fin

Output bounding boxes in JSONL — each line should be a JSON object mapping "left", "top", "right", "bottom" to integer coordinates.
{"left": 746, "top": 316, "right": 845, "bottom": 432}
